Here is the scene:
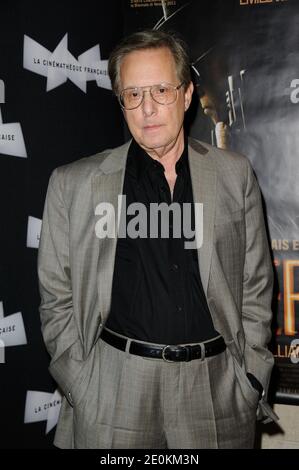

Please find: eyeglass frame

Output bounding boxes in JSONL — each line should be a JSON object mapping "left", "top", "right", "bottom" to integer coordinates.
{"left": 118, "top": 81, "right": 185, "bottom": 110}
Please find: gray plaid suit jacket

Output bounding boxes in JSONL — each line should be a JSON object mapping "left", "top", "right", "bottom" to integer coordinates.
{"left": 38, "top": 137, "right": 277, "bottom": 448}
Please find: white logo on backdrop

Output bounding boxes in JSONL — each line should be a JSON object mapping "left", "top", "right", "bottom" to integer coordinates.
{"left": 0, "top": 80, "right": 4, "bottom": 103}
{"left": 0, "top": 339, "right": 4, "bottom": 364}
{"left": 27, "top": 216, "right": 42, "bottom": 249}
{"left": 23, "top": 33, "right": 111, "bottom": 93}
{"left": 0, "top": 80, "right": 27, "bottom": 159}
{"left": 24, "top": 389, "right": 62, "bottom": 434}
{"left": 0, "top": 301, "right": 28, "bottom": 363}
{"left": 0, "top": 302, "right": 4, "bottom": 363}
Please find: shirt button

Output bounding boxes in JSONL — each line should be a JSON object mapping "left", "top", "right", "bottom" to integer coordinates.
{"left": 172, "top": 263, "right": 179, "bottom": 271}
{"left": 177, "top": 306, "right": 183, "bottom": 312}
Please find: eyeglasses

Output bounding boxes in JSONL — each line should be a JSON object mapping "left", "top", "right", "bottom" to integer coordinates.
{"left": 118, "top": 82, "right": 185, "bottom": 110}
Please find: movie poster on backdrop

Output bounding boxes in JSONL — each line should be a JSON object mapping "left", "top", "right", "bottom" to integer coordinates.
{"left": 124, "top": 0, "right": 299, "bottom": 404}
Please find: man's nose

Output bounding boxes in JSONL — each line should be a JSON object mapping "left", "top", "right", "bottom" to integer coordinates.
{"left": 141, "top": 90, "right": 157, "bottom": 116}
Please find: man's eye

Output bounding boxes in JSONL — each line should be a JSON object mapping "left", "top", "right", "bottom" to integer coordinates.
{"left": 130, "top": 91, "right": 140, "bottom": 99}
{"left": 158, "top": 87, "right": 167, "bottom": 94}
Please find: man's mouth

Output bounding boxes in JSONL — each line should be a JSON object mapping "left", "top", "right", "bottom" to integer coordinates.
{"left": 143, "top": 124, "right": 163, "bottom": 131}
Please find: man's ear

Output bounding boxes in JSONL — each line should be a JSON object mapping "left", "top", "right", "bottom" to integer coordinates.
{"left": 184, "top": 81, "right": 194, "bottom": 111}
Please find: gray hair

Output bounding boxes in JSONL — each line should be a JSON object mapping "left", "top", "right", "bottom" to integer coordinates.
{"left": 108, "top": 29, "right": 191, "bottom": 95}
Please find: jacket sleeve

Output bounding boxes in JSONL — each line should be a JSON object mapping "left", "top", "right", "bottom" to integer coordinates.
{"left": 242, "top": 159, "right": 274, "bottom": 399}
{"left": 37, "top": 168, "right": 84, "bottom": 405}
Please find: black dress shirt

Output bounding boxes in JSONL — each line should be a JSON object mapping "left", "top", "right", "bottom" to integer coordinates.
{"left": 105, "top": 138, "right": 219, "bottom": 344}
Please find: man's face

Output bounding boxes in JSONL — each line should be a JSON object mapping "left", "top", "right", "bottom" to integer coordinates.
{"left": 119, "top": 47, "right": 193, "bottom": 154}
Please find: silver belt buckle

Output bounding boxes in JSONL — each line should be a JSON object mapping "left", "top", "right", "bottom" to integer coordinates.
{"left": 162, "top": 345, "right": 175, "bottom": 362}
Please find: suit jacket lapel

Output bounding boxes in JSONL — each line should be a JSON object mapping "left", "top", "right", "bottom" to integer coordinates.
{"left": 91, "top": 141, "right": 131, "bottom": 322}
{"left": 188, "top": 138, "right": 217, "bottom": 297}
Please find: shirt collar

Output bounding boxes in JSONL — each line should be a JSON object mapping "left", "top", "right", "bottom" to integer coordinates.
{"left": 126, "top": 136, "right": 189, "bottom": 182}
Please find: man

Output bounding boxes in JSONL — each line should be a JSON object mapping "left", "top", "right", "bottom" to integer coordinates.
{"left": 38, "top": 30, "right": 277, "bottom": 449}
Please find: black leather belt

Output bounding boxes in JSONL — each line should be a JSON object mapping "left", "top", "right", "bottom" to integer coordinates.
{"left": 100, "top": 328, "right": 226, "bottom": 362}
